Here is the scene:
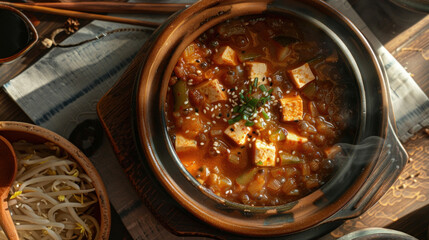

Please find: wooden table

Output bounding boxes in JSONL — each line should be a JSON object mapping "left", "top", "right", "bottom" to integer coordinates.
{"left": 0, "top": 1, "right": 428, "bottom": 239}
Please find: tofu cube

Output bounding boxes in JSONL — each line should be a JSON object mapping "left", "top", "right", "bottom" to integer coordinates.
{"left": 288, "top": 63, "right": 315, "bottom": 89}
{"left": 245, "top": 62, "right": 268, "bottom": 85}
{"left": 279, "top": 95, "right": 304, "bottom": 121}
{"left": 213, "top": 46, "right": 239, "bottom": 66}
{"left": 175, "top": 134, "right": 197, "bottom": 153}
{"left": 253, "top": 139, "right": 276, "bottom": 167}
{"left": 285, "top": 132, "right": 308, "bottom": 147}
{"left": 224, "top": 120, "right": 252, "bottom": 146}
{"left": 196, "top": 79, "right": 227, "bottom": 103}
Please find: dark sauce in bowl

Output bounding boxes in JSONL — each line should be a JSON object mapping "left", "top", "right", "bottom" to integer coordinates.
{"left": 0, "top": 9, "right": 31, "bottom": 59}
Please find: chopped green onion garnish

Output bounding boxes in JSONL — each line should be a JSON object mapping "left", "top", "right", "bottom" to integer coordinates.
{"left": 261, "top": 110, "right": 270, "bottom": 120}
{"left": 238, "top": 105, "right": 245, "bottom": 113}
{"left": 233, "top": 105, "right": 240, "bottom": 113}
{"left": 248, "top": 98, "right": 259, "bottom": 108}
{"left": 239, "top": 92, "right": 245, "bottom": 100}
{"left": 227, "top": 81, "right": 274, "bottom": 125}
{"left": 228, "top": 115, "right": 242, "bottom": 124}
{"left": 245, "top": 120, "right": 255, "bottom": 126}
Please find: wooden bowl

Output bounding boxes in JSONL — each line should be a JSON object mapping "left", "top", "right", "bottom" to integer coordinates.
{"left": 0, "top": 121, "right": 110, "bottom": 239}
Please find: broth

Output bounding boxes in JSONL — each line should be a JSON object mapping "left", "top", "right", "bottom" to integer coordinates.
{"left": 165, "top": 14, "right": 357, "bottom": 206}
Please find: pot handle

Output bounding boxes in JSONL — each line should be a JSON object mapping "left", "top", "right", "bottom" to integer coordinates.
{"left": 325, "top": 119, "right": 408, "bottom": 222}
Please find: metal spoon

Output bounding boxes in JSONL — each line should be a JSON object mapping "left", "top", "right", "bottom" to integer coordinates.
{"left": 0, "top": 135, "right": 19, "bottom": 240}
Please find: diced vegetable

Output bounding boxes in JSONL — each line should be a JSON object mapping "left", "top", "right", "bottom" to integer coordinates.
{"left": 301, "top": 163, "right": 311, "bottom": 177}
{"left": 238, "top": 51, "right": 262, "bottom": 62}
{"left": 308, "top": 101, "right": 319, "bottom": 117}
{"left": 173, "top": 80, "right": 189, "bottom": 111}
{"left": 267, "top": 178, "right": 282, "bottom": 192}
{"left": 301, "top": 82, "right": 317, "bottom": 99}
{"left": 182, "top": 42, "right": 203, "bottom": 64}
{"left": 282, "top": 178, "right": 297, "bottom": 195}
{"left": 269, "top": 128, "right": 287, "bottom": 142}
{"left": 288, "top": 63, "right": 315, "bottom": 89}
{"left": 279, "top": 152, "right": 301, "bottom": 165}
{"left": 305, "top": 176, "right": 319, "bottom": 189}
{"left": 228, "top": 153, "right": 240, "bottom": 165}
{"left": 247, "top": 174, "right": 266, "bottom": 196}
{"left": 279, "top": 95, "right": 304, "bottom": 121}
{"left": 277, "top": 46, "right": 291, "bottom": 61}
{"left": 324, "top": 145, "right": 342, "bottom": 159}
{"left": 273, "top": 35, "right": 298, "bottom": 62}
{"left": 236, "top": 168, "right": 258, "bottom": 186}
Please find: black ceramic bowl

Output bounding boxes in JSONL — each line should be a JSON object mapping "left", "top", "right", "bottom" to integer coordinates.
{"left": 133, "top": 0, "right": 408, "bottom": 238}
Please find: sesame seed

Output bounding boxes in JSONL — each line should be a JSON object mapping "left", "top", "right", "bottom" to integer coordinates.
{"left": 185, "top": 116, "right": 191, "bottom": 119}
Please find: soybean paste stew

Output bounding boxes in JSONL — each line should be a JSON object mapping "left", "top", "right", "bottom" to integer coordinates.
{"left": 165, "top": 15, "right": 357, "bottom": 206}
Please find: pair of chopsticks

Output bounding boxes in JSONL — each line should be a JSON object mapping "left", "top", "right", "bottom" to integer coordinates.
{"left": 0, "top": 1, "right": 189, "bottom": 28}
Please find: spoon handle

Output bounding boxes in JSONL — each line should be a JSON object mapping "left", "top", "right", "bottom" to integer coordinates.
{"left": 0, "top": 196, "right": 19, "bottom": 240}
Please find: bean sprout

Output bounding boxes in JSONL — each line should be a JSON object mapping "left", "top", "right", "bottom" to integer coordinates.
{"left": 0, "top": 141, "right": 99, "bottom": 240}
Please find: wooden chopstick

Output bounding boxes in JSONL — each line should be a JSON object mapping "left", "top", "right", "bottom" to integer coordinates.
{"left": 0, "top": 1, "right": 162, "bottom": 27}
{"left": 24, "top": 2, "right": 188, "bottom": 14}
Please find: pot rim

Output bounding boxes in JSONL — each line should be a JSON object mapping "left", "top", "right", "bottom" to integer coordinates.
{"left": 135, "top": 0, "right": 389, "bottom": 236}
